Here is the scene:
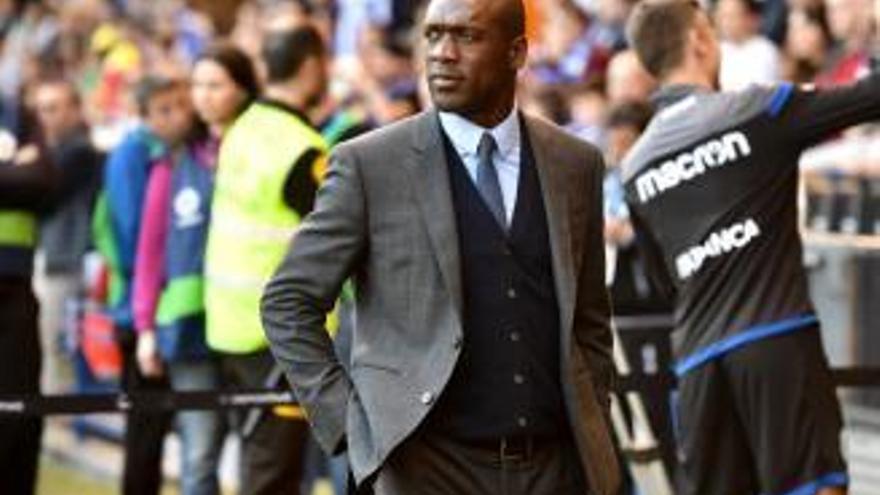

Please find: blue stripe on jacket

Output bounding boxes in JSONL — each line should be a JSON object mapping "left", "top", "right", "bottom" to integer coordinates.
{"left": 770, "top": 471, "right": 847, "bottom": 495}
{"left": 675, "top": 314, "right": 819, "bottom": 376}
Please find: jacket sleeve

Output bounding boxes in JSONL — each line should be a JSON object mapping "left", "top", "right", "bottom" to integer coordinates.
{"left": 261, "top": 143, "right": 367, "bottom": 455}
{"left": 573, "top": 148, "right": 615, "bottom": 407}
{"left": 132, "top": 161, "right": 172, "bottom": 333}
{"left": 105, "top": 137, "right": 152, "bottom": 279}
{"left": 773, "top": 73, "right": 880, "bottom": 148}
{"left": 0, "top": 143, "right": 58, "bottom": 211}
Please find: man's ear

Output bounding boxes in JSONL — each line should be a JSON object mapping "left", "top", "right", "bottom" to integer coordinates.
{"left": 690, "top": 24, "right": 711, "bottom": 62}
{"left": 510, "top": 35, "right": 528, "bottom": 70}
{"left": 688, "top": 26, "right": 702, "bottom": 57}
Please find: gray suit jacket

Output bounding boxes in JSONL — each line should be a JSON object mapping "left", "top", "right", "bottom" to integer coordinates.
{"left": 261, "top": 110, "right": 620, "bottom": 494}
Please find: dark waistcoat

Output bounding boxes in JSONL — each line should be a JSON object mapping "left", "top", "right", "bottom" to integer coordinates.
{"left": 427, "top": 125, "right": 567, "bottom": 441}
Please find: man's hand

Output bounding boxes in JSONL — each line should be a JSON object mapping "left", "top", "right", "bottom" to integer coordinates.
{"left": 136, "top": 331, "right": 164, "bottom": 378}
{"left": 13, "top": 144, "right": 40, "bottom": 166}
{"left": 604, "top": 218, "right": 635, "bottom": 247}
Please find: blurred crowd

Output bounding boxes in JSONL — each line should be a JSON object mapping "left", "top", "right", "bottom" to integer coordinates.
{"left": 1, "top": 0, "right": 878, "bottom": 493}
{"left": 8, "top": 0, "right": 874, "bottom": 156}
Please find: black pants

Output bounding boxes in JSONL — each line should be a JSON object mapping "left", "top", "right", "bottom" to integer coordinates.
{"left": 221, "top": 350, "right": 309, "bottom": 495}
{"left": 0, "top": 279, "right": 43, "bottom": 495}
{"left": 117, "top": 328, "right": 174, "bottom": 495}
{"left": 371, "top": 431, "right": 587, "bottom": 495}
{"left": 677, "top": 328, "right": 846, "bottom": 495}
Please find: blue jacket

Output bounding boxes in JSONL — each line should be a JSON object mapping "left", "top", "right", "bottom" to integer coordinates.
{"left": 102, "top": 125, "right": 165, "bottom": 328}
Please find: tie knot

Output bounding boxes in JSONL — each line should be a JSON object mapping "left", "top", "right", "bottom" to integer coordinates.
{"left": 477, "top": 132, "right": 496, "bottom": 160}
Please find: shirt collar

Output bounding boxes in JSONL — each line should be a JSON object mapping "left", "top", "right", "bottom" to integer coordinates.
{"left": 258, "top": 98, "right": 312, "bottom": 127}
{"left": 650, "top": 84, "right": 711, "bottom": 110}
{"left": 438, "top": 107, "right": 520, "bottom": 160}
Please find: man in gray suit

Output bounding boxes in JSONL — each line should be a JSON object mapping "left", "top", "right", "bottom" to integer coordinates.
{"left": 261, "top": 0, "right": 620, "bottom": 493}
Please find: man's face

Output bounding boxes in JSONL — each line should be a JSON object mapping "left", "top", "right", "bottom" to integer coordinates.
{"left": 715, "top": 0, "right": 756, "bottom": 43}
{"left": 145, "top": 85, "right": 193, "bottom": 146}
{"left": 825, "top": 0, "right": 871, "bottom": 44}
{"left": 34, "top": 84, "right": 80, "bottom": 141}
{"left": 422, "top": 0, "right": 525, "bottom": 125}
{"left": 191, "top": 59, "right": 248, "bottom": 129}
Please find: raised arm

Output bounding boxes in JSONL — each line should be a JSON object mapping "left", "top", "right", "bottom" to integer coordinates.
{"left": 774, "top": 73, "right": 880, "bottom": 148}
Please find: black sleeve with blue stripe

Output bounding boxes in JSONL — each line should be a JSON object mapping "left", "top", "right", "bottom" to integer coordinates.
{"left": 769, "top": 74, "right": 880, "bottom": 148}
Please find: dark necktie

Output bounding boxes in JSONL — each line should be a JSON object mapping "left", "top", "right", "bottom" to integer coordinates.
{"left": 476, "top": 132, "right": 506, "bottom": 231}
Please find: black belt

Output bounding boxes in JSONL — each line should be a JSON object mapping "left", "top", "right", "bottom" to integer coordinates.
{"left": 459, "top": 435, "right": 557, "bottom": 462}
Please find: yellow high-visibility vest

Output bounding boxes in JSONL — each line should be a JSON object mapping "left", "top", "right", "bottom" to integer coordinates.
{"left": 204, "top": 101, "right": 327, "bottom": 353}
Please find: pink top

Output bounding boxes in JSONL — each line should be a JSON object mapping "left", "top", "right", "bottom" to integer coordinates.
{"left": 132, "top": 157, "right": 172, "bottom": 333}
{"left": 131, "top": 136, "right": 219, "bottom": 333}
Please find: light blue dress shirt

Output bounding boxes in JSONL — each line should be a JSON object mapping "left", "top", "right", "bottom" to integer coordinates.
{"left": 438, "top": 109, "right": 521, "bottom": 226}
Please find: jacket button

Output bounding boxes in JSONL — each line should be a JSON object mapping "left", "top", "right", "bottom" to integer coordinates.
{"left": 420, "top": 392, "right": 434, "bottom": 405}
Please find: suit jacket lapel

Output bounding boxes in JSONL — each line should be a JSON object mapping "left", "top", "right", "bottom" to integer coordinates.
{"left": 408, "top": 111, "right": 464, "bottom": 317}
{"left": 405, "top": 112, "right": 577, "bottom": 330}
{"left": 524, "top": 115, "right": 577, "bottom": 338}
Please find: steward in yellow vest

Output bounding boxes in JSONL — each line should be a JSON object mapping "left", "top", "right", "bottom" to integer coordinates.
{"left": 204, "top": 99, "right": 327, "bottom": 353}
{"left": 202, "top": 25, "right": 330, "bottom": 494}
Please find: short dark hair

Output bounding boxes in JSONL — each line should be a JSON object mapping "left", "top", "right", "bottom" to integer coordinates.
{"left": 197, "top": 42, "right": 260, "bottom": 109}
{"left": 133, "top": 75, "right": 183, "bottom": 116}
{"left": 261, "top": 24, "right": 325, "bottom": 83}
{"left": 606, "top": 101, "right": 654, "bottom": 133}
{"left": 626, "top": 0, "right": 701, "bottom": 79}
{"left": 502, "top": 0, "right": 527, "bottom": 40}
{"left": 36, "top": 77, "right": 81, "bottom": 108}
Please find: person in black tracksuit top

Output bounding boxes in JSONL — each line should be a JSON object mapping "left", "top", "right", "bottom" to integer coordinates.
{"left": 0, "top": 97, "right": 56, "bottom": 494}
{"left": 623, "top": 2, "right": 880, "bottom": 494}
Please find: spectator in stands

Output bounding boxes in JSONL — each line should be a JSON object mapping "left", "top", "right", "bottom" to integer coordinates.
{"left": 564, "top": 81, "right": 608, "bottom": 145}
{"left": 354, "top": 26, "right": 421, "bottom": 125}
{"left": 32, "top": 77, "right": 102, "bottom": 395}
{"left": 818, "top": 0, "right": 873, "bottom": 85}
{"left": 715, "top": 0, "right": 782, "bottom": 90}
{"left": 0, "top": 82, "right": 56, "bottom": 495}
{"left": 783, "top": 6, "right": 833, "bottom": 82}
{"left": 606, "top": 49, "right": 657, "bottom": 104}
{"left": 0, "top": 0, "right": 58, "bottom": 100}
{"left": 202, "top": 26, "right": 329, "bottom": 495}
{"left": 130, "top": 42, "right": 258, "bottom": 495}
{"left": 594, "top": 0, "right": 635, "bottom": 51}
{"left": 522, "top": 84, "right": 573, "bottom": 125}
{"left": 533, "top": 0, "right": 614, "bottom": 83}
{"left": 602, "top": 101, "right": 670, "bottom": 316}
{"left": 89, "top": 22, "right": 143, "bottom": 123}
{"left": 96, "top": 75, "right": 192, "bottom": 495}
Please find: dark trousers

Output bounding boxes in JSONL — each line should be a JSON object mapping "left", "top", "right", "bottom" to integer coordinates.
{"left": 0, "top": 279, "right": 43, "bottom": 495}
{"left": 676, "top": 328, "right": 845, "bottom": 495}
{"left": 117, "top": 328, "right": 174, "bottom": 495}
{"left": 371, "top": 431, "right": 587, "bottom": 495}
{"left": 221, "top": 350, "right": 309, "bottom": 495}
